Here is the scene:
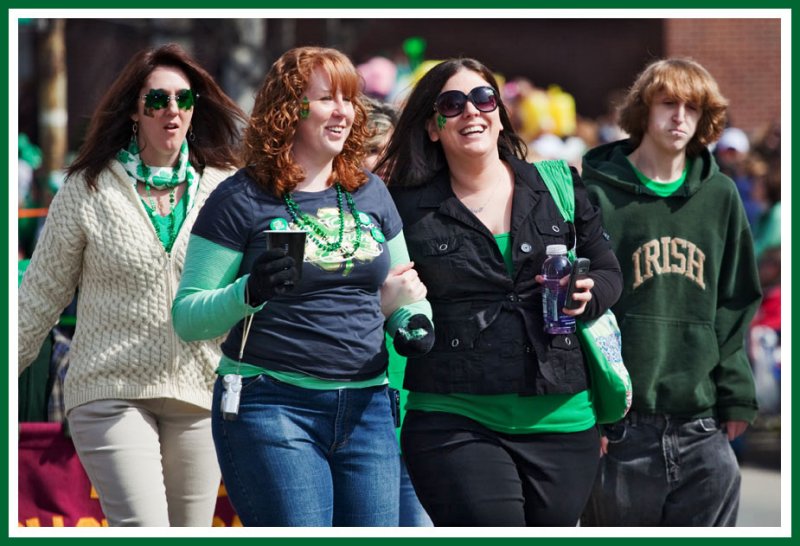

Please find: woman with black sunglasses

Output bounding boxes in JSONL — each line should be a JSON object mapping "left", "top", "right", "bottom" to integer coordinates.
{"left": 375, "top": 58, "right": 623, "bottom": 526}
{"left": 17, "top": 43, "right": 246, "bottom": 526}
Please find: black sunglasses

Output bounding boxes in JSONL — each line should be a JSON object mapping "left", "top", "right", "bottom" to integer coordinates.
{"left": 142, "top": 88, "right": 196, "bottom": 111}
{"left": 433, "top": 86, "right": 499, "bottom": 118}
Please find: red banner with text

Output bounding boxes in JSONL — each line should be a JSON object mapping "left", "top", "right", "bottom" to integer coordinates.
{"left": 18, "top": 422, "right": 240, "bottom": 527}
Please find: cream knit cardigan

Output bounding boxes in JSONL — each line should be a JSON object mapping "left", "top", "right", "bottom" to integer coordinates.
{"left": 18, "top": 160, "right": 234, "bottom": 412}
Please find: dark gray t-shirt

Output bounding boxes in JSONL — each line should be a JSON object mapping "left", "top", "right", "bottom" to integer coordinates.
{"left": 192, "top": 169, "right": 402, "bottom": 381}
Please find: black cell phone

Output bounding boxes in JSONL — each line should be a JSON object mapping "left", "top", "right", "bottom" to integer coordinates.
{"left": 388, "top": 387, "right": 401, "bottom": 428}
{"left": 564, "top": 258, "right": 591, "bottom": 310}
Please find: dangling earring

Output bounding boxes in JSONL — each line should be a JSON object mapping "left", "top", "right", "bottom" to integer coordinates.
{"left": 299, "top": 96, "right": 310, "bottom": 119}
{"left": 130, "top": 121, "right": 139, "bottom": 148}
{"left": 188, "top": 124, "right": 196, "bottom": 142}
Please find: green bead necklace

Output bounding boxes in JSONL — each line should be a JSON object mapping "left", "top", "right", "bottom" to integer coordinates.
{"left": 143, "top": 183, "right": 178, "bottom": 245}
{"left": 283, "top": 183, "right": 367, "bottom": 258}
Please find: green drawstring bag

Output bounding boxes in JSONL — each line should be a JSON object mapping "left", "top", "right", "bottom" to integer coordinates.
{"left": 534, "top": 159, "right": 632, "bottom": 424}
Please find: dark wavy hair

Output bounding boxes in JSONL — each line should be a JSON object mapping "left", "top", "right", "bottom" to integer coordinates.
{"left": 376, "top": 58, "right": 526, "bottom": 187}
{"left": 242, "top": 46, "right": 370, "bottom": 197}
{"left": 363, "top": 96, "right": 399, "bottom": 154}
{"left": 618, "top": 57, "right": 729, "bottom": 157}
{"left": 66, "top": 43, "right": 245, "bottom": 189}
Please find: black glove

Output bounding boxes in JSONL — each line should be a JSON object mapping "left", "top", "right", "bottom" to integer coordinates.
{"left": 393, "top": 314, "right": 435, "bottom": 357}
{"left": 246, "top": 248, "right": 298, "bottom": 305}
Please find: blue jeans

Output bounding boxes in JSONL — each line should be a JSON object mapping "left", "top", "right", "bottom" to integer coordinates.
{"left": 581, "top": 412, "right": 741, "bottom": 526}
{"left": 211, "top": 375, "right": 400, "bottom": 526}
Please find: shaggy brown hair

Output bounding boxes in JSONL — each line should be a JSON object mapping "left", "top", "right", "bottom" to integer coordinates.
{"left": 67, "top": 43, "right": 245, "bottom": 189}
{"left": 618, "top": 58, "right": 729, "bottom": 157}
{"left": 242, "top": 47, "right": 369, "bottom": 197}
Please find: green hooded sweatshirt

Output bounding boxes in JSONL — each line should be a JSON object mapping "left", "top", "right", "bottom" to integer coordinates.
{"left": 582, "top": 139, "right": 760, "bottom": 423}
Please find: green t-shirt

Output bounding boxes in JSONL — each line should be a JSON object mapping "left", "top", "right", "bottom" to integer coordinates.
{"left": 405, "top": 232, "right": 596, "bottom": 434}
{"left": 494, "top": 232, "right": 514, "bottom": 274}
{"left": 143, "top": 189, "right": 189, "bottom": 254}
{"left": 628, "top": 158, "right": 691, "bottom": 197}
{"left": 217, "top": 353, "right": 387, "bottom": 390}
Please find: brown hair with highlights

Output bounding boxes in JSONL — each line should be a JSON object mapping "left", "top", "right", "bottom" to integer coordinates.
{"left": 67, "top": 43, "right": 245, "bottom": 189}
{"left": 243, "top": 47, "right": 369, "bottom": 196}
{"left": 618, "top": 58, "right": 729, "bottom": 157}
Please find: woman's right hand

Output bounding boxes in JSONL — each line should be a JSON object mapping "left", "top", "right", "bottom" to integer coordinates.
{"left": 380, "top": 262, "right": 427, "bottom": 318}
{"left": 246, "top": 248, "right": 298, "bottom": 305}
{"left": 534, "top": 274, "right": 594, "bottom": 317}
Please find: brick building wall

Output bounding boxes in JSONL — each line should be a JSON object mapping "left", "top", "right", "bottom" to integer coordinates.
{"left": 665, "top": 18, "right": 781, "bottom": 140}
{"left": 19, "top": 18, "right": 783, "bottom": 150}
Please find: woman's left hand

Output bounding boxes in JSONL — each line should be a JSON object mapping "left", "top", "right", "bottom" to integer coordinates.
{"left": 381, "top": 262, "right": 428, "bottom": 318}
{"left": 534, "top": 275, "right": 594, "bottom": 316}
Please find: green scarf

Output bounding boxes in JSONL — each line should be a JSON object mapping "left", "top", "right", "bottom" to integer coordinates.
{"left": 117, "top": 138, "right": 197, "bottom": 189}
{"left": 116, "top": 138, "right": 200, "bottom": 253}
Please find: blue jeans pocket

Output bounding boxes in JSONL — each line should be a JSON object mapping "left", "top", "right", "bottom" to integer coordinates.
{"left": 240, "top": 374, "right": 264, "bottom": 390}
{"left": 602, "top": 421, "right": 627, "bottom": 444}
{"left": 685, "top": 416, "right": 720, "bottom": 434}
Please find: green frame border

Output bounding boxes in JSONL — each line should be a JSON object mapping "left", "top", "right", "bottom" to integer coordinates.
{"left": 3, "top": 3, "right": 794, "bottom": 542}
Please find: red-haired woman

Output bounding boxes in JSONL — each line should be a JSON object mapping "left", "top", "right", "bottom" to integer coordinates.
{"left": 18, "top": 43, "right": 245, "bottom": 526}
{"left": 172, "top": 46, "right": 433, "bottom": 526}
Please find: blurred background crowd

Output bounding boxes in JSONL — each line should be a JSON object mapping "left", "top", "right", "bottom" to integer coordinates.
{"left": 16, "top": 16, "right": 781, "bottom": 467}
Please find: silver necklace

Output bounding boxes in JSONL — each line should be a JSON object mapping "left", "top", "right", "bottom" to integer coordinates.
{"left": 467, "top": 201, "right": 489, "bottom": 214}
{"left": 457, "top": 183, "right": 496, "bottom": 214}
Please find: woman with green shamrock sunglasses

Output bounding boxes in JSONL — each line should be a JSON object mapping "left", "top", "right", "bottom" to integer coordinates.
{"left": 18, "top": 43, "right": 246, "bottom": 527}
{"left": 142, "top": 88, "right": 197, "bottom": 112}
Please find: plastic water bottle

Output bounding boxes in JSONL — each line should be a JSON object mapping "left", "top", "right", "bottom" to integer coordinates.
{"left": 542, "top": 244, "right": 576, "bottom": 334}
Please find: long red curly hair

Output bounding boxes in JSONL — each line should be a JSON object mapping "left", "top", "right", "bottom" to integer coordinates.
{"left": 243, "top": 47, "right": 369, "bottom": 196}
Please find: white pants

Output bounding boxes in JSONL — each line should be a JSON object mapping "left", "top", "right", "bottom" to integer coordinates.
{"left": 67, "top": 398, "right": 220, "bottom": 526}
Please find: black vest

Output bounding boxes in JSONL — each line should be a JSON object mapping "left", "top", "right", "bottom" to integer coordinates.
{"left": 391, "top": 157, "right": 602, "bottom": 396}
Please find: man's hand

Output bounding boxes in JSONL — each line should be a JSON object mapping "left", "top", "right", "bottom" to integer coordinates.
{"left": 723, "top": 420, "right": 749, "bottom": 441}
{"left": 599, "top": 435, "right": 609, "bottom": 456}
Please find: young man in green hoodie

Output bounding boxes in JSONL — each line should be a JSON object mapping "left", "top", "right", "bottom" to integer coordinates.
{"left": 580, "top": 58, "right": 761, "bottom": 526}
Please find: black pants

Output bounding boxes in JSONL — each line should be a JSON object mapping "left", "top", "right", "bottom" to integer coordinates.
{"left": 401, "top": 410, "right": 600, "bottom": 526}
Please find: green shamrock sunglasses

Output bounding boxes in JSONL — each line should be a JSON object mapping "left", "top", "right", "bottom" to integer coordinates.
{"left": 142, "top": 88, "right": 197, "bottom": 111}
